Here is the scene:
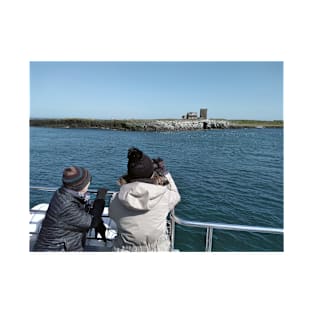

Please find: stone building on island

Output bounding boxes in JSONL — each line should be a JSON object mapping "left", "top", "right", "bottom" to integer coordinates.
{"left": 184, "top": 108, "right": 208, "bottom": 120}
{"left": 186, "top": 112, "right": 198, "bottom": 119}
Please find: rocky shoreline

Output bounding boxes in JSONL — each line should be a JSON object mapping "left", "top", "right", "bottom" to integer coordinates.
{"left": 30, "top": 118, "right": 283, "bottom": 131}
{"left": 135, "top": 119, "right": 231, "bottom": 131}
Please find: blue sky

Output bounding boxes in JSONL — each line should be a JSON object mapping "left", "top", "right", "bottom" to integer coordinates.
{"left": 30, "top": 62, "right": 283, "bottom": 120}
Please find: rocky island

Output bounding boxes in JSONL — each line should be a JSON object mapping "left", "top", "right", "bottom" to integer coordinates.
{"left": 30, "top": 118, "right": 283, "bottom": 131}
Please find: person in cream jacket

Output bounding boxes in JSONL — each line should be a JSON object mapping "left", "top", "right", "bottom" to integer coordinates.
{"left": 109, "top": 147, "right": 181, "bottom": 252}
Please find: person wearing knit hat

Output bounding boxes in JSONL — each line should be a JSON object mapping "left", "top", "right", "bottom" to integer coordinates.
{"left": 34, "top": 166, "right": 108, "bottom": 252}
{"left": 109, "top": 147, "right": 181, "bottom": 251}
{"left": 123, "top": 147, "right": 155, "bottom": 182}
{"left": 62, "top": 166, "right": 92, "bottom": 191}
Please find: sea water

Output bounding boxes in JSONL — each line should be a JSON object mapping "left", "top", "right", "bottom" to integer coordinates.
{"left": 30, "top": 127, "right": 283, "bottom": 251}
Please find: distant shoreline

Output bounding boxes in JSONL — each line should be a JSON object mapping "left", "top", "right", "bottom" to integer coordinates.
{"left": 29, "top": 118, "right": 283, "bottom": 131}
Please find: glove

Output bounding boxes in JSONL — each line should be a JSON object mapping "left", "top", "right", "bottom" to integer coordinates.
{"left": 96, "top": 188, "right": 108, "bottom": 200}
{"left": 152, "top": 157, "right": 168, "bottom": 176}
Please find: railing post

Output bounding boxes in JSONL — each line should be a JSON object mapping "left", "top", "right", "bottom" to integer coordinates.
{"left": 170, "top": 212, "right": 176, "bottom": 251}
{"left": 205, "top": 227, "right": 213, "bottom": 252}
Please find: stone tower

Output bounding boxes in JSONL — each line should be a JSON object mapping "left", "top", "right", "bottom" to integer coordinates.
{"left": 200, "top": 108, "right": 208, "bottom": 119}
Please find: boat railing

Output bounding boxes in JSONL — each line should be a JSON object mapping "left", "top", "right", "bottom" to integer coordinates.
{"left": 30, "top": 186, "right": 115, "bottom": 195}
{"left": 30, "top": 186, "right": 284, "bottom": 251}
{"left": 169, "top": 210, "right": 283, "bottom": 251}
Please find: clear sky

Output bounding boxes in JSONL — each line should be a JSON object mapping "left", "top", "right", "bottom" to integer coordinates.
{"left": 30, "top": 61, "right": 283, "bottom": 121}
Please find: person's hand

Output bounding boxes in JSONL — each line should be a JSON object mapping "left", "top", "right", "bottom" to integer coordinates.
{"left": 96, "top": 188, "right": 108, "bottom": 200}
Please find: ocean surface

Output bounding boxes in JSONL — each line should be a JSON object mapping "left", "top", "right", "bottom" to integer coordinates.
{"left": 30, "top": 127, "right": 283, "bottom": 252}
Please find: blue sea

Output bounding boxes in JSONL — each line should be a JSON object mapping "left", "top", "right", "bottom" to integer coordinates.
{"left": 30, "top": 127, "right": 283, "bottom": 252}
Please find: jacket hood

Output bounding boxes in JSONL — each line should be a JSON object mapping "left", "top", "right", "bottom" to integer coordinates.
{"left": 118, "top": 182, "right": 168, "bottom": 211}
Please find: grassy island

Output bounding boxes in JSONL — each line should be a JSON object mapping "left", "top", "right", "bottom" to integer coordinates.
{"left": 228, "top": 119, "right": 283, "bottom": 128}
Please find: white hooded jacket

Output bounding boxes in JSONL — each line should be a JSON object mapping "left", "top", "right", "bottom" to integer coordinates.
{"left": 109, "top": 173, "right": 181, "bottom": 251}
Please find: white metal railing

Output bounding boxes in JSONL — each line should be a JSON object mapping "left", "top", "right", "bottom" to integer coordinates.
{"left": 30, "top": 186, "right": 284, "bottom": 251}
{"left": 169, "top": 210, "right": 283, "bottom": 251}
{"left": 30, "top": 185, "right": 115, "bottom": 195}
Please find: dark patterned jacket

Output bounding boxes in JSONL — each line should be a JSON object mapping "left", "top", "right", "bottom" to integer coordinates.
{"left": 34, "top": 187, "right": 93, "bottom": 251}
